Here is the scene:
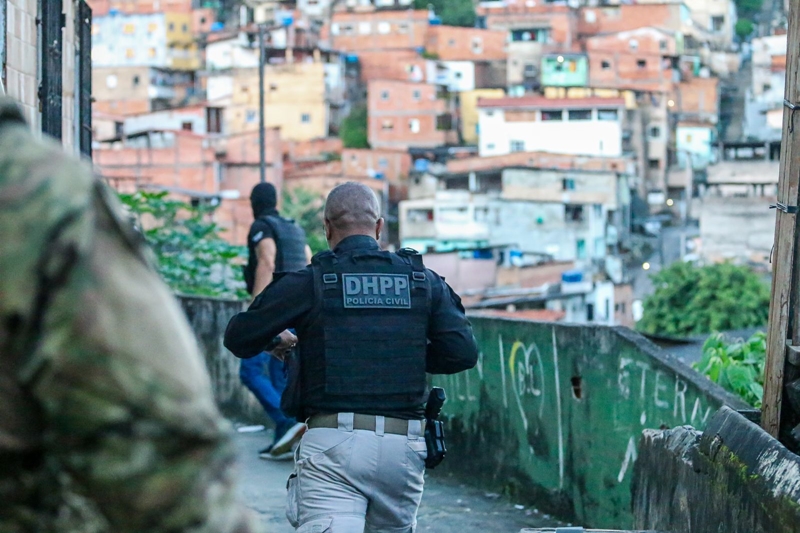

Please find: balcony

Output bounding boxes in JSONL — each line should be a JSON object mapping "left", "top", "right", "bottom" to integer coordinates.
{"left": 148, "top": 85, "right": 177, "bottom": 100}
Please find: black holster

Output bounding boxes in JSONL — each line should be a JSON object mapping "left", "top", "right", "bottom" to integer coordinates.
{"left": 423, "top": 387, "right": 447, "bottom": 469}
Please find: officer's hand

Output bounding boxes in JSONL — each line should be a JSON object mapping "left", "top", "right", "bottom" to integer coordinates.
{"left": 270, "top": 330, "right": 298, "bottom": 361}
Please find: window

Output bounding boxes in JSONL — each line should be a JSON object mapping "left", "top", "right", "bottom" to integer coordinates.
{"left": 486, "top": 143, "right": 495, "bottom": 150}
{"left": 648, "top": 159, "right": 661, "bottom": 170}
{"left": 577, "top": 239, "right": 587, "bottom": 260}
{"left": 448, "top": 38, "right": 456, "bottom": 46}
{"left": 301, "top": 113, "right": 311, "bottom": 123}
{"left": 471, "top": 37, "right": 483, "bottom": 54}
{"left": 510, "top": 140, "right": 525, "bottom": 152}
{"left": 455, "top": 71, "right": 463, "bottom": 79}
{"left": 377, "top": 22, "right": 391, "bottom": 34}
{"left": 593, "top": 204, "right": 602, "bottom": 219}
{"left": 436, "top": 114, "right": 452, "bottom": 130}
{"left": 601, "top": 60, "right": 611, "bottom": 70}
{"left": 562, "top": 178, "right": 575, "bottom": 191}
{"left": 148, "top": 22, "right": 158, "bottom": 33}
{"left": 331, "top": 23, "right": 340, "bottom": 35}
{"left": 169, "top": 23, "right": 175, "bottom": 31}
{"left": 378, "top": 157, "right": 388, "bottom": 168}
{"left": 381, "top": 90, "right": 390, "bottom": 100}
{"left": 524, "top": 63, "right": 537, "bottom": 76}
{"left": 637, "top": 59, "right": 647, "bottom": 69}
{"left": 359, "top": 22, "right": 371, "bottom": 35}
{"left": 132, "top": 75, "right": 140, "bottom": 87}
{"left": 342, "top": 24, "right": 355, "bottom": 35}
{"left": 182, "top": 121, "right": 193, "bottom": 132}
{"left": 148, "top": 47, "right": 157, "bottom": 58}
{"left": 125, "top": 48, "right": 135, "bottom": 59}
{"left": 412, "top": 89, "right": 421, "bottom": 101}
{"left": 597, "top": 109, "right": 618, "bottom": 121}
{"left": 541, "top": 110, "right": 563, "bottom": 121}
{"left": 182, "top": 24, "right": 189, "bottom": 32}
{"left": 382, "top": 120, "right": 394, "bottom": 131}
{"left": 649, "top": 126, "right": 661, "bottom": 139}
{"left": 397, "top": 23, "right": 409, "bottom": 34}
{"left": 565, "top": 204, "right": 584, "bottom": 222}
{"left": 485, "top": 110, "right": 494, "bottom": 117}
{"left": 200, "top": 17, "right": 207, "bottom": 24}
{"left": 763, "top": 83, "right": 772, "bottom": 92}
{"left": 123, "top": 23, "right": 135, "bottom": 34}
{"left": 510, "top": 28, "right": 549, "bottom": 42}
{"left": 711, "top": 16, "right": 724, "bottom": 33}
{"left": 207, "top": 107, "right": 222, "bottom": 134}
{"left": 409, "top": 119, "right": 420, "bottom": 133}
{"left": 629, "top": 39, "right": 638, "bottom": 50}
{"left": 568, "top": 109, "right": 592, "bottom": 121}
{"left": 269, "top": 83, "right": 278, "bottom": 91}
{"left": 659, "top": 40, "right": 667, "bottom": 51}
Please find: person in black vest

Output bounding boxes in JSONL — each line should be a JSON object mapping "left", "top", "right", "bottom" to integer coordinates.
{"left": 225, "top": 181, "right": 478, "bottom": 532}
{"left": 240, "top": 183, "right": 311, "bottom": 460}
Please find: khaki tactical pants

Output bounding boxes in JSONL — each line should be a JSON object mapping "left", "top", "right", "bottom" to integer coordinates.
{"left": 286, "top": 413, "right": 427, "bottom": 532}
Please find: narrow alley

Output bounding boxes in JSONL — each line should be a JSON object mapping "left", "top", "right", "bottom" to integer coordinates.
{"left": 234, "top": 430, "right": 564, "bottom": 533}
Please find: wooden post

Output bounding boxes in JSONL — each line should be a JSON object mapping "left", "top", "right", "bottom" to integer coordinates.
{"left": 762, "top": 2, "right": 800, "bottom": 438}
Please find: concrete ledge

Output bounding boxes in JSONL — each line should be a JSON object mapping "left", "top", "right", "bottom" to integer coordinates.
{"left": 633, "top": 406, "right": 800, "bottom": 533}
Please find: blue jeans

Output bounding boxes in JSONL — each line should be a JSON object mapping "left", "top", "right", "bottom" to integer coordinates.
{"left": 239, "top": 352, "right": 293, "bottom": 431}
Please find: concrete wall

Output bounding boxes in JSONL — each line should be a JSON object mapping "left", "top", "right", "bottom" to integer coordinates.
{"left": 177, "top": 295, "right": 267, "bottom": 423}
{"left": 633, "top": 407, "right": 800, "bottom": 533}
{"left": 434, "top": 315, "right": 748, "bottom": 529}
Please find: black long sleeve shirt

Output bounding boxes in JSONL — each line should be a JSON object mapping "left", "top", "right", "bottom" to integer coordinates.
{"left": 224, "top": 235, "right": 478, "bottom": 389}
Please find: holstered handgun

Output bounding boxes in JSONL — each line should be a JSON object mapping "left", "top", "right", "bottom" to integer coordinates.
{"left": 423, "top": 387, "right": 447, "bottom": 469}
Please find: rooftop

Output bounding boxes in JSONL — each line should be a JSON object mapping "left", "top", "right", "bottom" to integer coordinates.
{"left": 477, "top": 96, "right": 626, "bottom": 110}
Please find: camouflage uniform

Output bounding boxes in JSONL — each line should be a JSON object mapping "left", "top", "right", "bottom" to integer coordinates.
{"left": 0, "top": 98, "right": 261, "bottom": 532}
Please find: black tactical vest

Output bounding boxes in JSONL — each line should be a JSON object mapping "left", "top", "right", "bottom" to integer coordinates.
{"left": 302, "top": 247, "right": 431, "bottom": 412}
{"left": 245, "top": 215, "right": 307, "bottom": 294}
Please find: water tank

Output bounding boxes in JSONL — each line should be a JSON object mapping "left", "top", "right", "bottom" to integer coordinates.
{"left": 210, "top": 22, "right": 224, "bottom": 32}
{"left": 413, "top": 159, "right": 430, "bottom": 173}
{"left": 562, "top": 270, "right": 583, "bottom": 284}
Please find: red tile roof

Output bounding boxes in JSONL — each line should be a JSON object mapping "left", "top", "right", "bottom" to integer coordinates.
{"left": 477, "top": 96, "right": 626, "bottom": 109}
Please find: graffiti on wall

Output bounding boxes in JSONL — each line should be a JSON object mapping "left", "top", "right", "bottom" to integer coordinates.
{"left": 441, "top": 325, "right": 717, "bottom": 487}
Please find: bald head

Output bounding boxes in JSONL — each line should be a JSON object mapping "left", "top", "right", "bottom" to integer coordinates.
{"left": 323, "top": 182, "right": 383, "bottom": 248}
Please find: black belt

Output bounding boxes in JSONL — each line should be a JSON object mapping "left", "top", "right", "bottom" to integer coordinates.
{"left": 307, "top": 413, "right": 424, "bottom": 436}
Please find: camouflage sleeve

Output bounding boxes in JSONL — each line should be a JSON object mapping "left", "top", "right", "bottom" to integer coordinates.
{"left": 0, "top": 107, "right": 261, "bottom": 532}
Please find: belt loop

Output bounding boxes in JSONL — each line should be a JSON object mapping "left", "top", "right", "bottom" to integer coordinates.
{"left": 375, "top": 416, "right": 385, "bottom": 437}
{"left": 338, "top": 413, "right": 354, "bottom": 432}
{"left": 407, "top": 419, "right": 422, "bottom": 440}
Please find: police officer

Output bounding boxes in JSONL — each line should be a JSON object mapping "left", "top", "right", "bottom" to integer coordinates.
{"left": 0, "top": 97, "right": 261, "bottom": 532}
{"left": 224, "top": 181, "right": 479, "bottom": 532}
{"left": 241, "top": 182, "right": 311, "bottom": 460}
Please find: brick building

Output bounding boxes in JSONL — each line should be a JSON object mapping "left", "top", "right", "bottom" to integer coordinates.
{"left": 97, "top": 128, "right": 283, "bottom": 245}
{"left": 87, "top": 0, "right": 194, "bottom": 15}
{"left": 325, "top": 10, "right": 429, "bottom": 52}
{"left": 585, "top": 27, "right": 679, "bottom": 93}
{"left": 424, "top": 25, "right": 507, "bottom": 62}
{"left": 367, "top": 80, "right": 456, "bottom": 150}
{"left": 578, "top": 3, "right": 688, "bottom": 38}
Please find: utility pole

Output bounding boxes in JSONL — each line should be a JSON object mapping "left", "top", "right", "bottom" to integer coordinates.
{"left": 762, "top": 1, "right": 800, "bottom": 442}
{"left": 258, "top": 24, "right": 266, "bottom": 184}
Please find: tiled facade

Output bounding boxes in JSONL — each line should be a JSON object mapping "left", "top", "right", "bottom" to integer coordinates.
{"left": 5, "top": 0, "right": 86, "bottom": 155}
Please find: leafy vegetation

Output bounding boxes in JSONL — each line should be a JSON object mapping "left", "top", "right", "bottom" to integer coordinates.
{"left": 636, "top": 262, "right": 770, "bottom": 337}
{"left": 340, "top": 105, "right": 369, "bottom": 149}
{"left": 414, "top": 0, "right": 475, "bottom": 27}
{"left": 281, "top": 187, "right": 328, "bottom": 255}
{"left": 735, "top": 19, "right": 755, "bottom": 39}
{"left": 118, "top": 191, "right": 248, "bottom": 300}
{"left": 693, "top": 332, "right": 766, "bottom": 407}
{"left": 735, "top": 0, "right": 763, "bottom": 18}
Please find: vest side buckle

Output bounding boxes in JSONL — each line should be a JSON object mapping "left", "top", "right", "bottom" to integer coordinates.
{"left": 412, "top": 272, "right": 426, "bottom": 282}
{"left": 323, "top": 273, "right": 338, "bottom": 284}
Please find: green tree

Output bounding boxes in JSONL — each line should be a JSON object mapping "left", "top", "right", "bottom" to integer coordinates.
{"left": 118, "top": 191, "right": 248, "bottom": 300}
{"left": 414, "top": 0, "right": 475, "bottom": 27}
{"left": 340, "top": 105, "right": 369, "bottom": 149}
{"left": 735, "top": 18, "right": 755, "bottom": 39}
{"left": 282, "top": 187, "right": 328, "bottom": 254}
{"left": 735, "top": 0, "right": 763, "bottom": 18}
{"left": 693, "top": 332, "right": 766, "bottom": 407}
{"left": 636, "top": 262, "right": 770, "bottom": 337}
